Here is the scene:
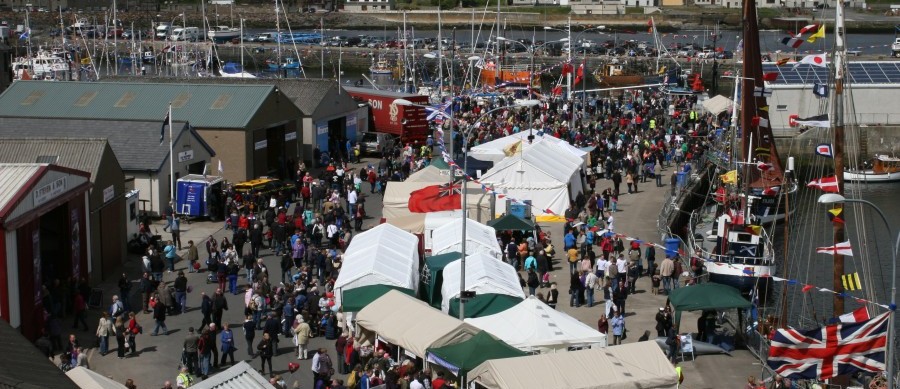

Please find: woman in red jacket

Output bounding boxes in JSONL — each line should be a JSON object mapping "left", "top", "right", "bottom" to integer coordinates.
{"left": 127, "top": 312, "right": 141, "bottom": 356}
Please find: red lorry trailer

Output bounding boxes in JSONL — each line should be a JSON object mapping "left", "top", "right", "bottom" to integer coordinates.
{"left": 345, "top": 87, "right": 430, "bottom": 146}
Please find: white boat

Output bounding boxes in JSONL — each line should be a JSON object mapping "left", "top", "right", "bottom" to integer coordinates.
{"left": 208, "top": 25, "right": 239, "bottom": 43}
{"left": 12, "top": 52, "right": 69, "bottom": 78}
{"left": 369, "top": 59, "right": 393, "bottom": 75}
{"left": 844, "top": 154, "right": 900, "bottom": 182}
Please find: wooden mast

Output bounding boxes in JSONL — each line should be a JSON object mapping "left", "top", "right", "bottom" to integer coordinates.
{"left": 832, "top": 0, "right": 847, "bottom": 318}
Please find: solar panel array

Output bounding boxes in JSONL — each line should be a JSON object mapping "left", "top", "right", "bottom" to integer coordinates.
{"left": 761, "top": 62, "right": 900, "bottom": 85}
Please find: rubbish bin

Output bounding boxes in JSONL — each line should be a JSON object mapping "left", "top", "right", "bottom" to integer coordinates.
{"left": 664, "top": 238, "right": 681, "bottom": 257}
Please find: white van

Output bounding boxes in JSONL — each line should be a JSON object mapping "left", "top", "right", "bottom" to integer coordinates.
{"left": 156, "top": 23, "right": 173, "bottom": 39}
{"left": 170, "top": 26, "right": 199, "bottom": 42}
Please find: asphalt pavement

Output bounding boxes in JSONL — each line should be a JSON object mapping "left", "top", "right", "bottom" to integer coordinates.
{"left": 69, "top": 156, "right": 757, "bottom": 388}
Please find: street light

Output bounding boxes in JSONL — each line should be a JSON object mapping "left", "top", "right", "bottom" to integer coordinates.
{"left": 818, "top": 193, "right": 899, "bottom": 388}
{"left": 456, "top": 100, "right": 538, "bottom": 320}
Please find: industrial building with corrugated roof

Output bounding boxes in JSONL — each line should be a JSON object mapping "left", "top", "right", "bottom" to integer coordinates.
{"left": 0, "top": 138, "right": 126, "bottom": 283}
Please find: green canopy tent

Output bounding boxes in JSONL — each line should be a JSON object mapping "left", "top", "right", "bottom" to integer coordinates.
{"left": 486, "top": 214, "right": 536, "bottom": 232}
{"left": 447, "top": 294, "right": 523, "bottom": 319}
{"left": 668, "top": 283, "right": 751, "bottom": 329}
{"left": 423, "top": 252, "right": 463, "bottom": 309}
{"left": 430, "top": 158, "right": 451, "bottom": 170}
{"left": 341, "top": 285, "right": 416, "bottom": 313}
{"left": 426, "top": 331, "right": 526, "bottom": 384}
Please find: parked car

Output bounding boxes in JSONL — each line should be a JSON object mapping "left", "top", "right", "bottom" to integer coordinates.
{"left": 358, "top": 132, "right": 397, "bottom": 157}
{"left": 716, "top": 50, "right": 734, "bottom": 59}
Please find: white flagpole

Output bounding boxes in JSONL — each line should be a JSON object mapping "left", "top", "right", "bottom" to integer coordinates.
{"left": 169, "top": 103, "right": 175, "bottom": 209}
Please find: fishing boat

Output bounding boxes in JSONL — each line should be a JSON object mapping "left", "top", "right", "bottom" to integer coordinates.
{"left": 370, "top": 58, "right": 394, "bottom": 75}
{"left": 687, "top": 0, "right": 795, "bottom": 294}
{"left": 220, "top": 62, "right": 256, "bottom": 78}
{"left": 207, "top": 25, "right": 239, "bottom": 43}
{"left": 12, "top": 51, "right": 69, "bottom": 78}
{"left": 267, "top": 57, "right": 301, "bottom": 71}
{"left": 591, "top": 62, "right": 647, "bottom": 87}
{"left": 844, "top": 154, "right": 900, "bottom": 182}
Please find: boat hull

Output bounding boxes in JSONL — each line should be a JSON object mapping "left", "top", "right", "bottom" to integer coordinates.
{"left": 594, "top": 75, "right": 645, "bottom": 87}
{"left": 208, "top": 31, "right": 239, "bottom": 43}
{"left": 709, "top": 265, "right": 771, "bottom": 293}
{"left": 843, "top": 170, "right": 900, "bottom": 182}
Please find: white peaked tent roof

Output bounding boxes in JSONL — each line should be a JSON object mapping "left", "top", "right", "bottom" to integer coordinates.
{"left": 701, "top": 94, "right": 734, "bottom": 116}
{"left": 66, "top": 367, "right": 127, "bottom": 389}
{"left": 334, "top": 223, "right": 420, "bottom": 307}
{"left": 432, "top": 218, "right": 502, "bottom": 259}
{"left": 356, "top": 290, "right": 481, "bottom": 358}
{"left": 469, "top": 341, "right": 678, "bottom": 389}
{"left": 465, "top": 296, "right": 607, "bottom": 351}
{"left": 469, "top": 131, "right": 589, "bottom": 163}
{"left": 441, "top": 252, "right": 526, "bottom": 312}
{"left": 406, "top": 165, "right": 450, "bottom": 183}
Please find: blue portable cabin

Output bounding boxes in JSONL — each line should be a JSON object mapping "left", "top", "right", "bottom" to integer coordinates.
{"left": 175, "top": 174, "right": 224, "bottom": 220}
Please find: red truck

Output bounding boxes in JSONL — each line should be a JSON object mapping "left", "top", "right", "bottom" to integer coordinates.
{"left": 344, "top": 87, "right": 430, "bottom": 146}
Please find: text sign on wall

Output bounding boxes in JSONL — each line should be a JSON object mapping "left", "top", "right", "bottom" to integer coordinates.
{"left": 316, "top": 123, "right": 328, "bottom": 135}
{"left": 254, "top": 140, "right": 268, "bottom": 150}
{"left": 177, "top": 150, "right": 195, "bottom": 163}
{"left": 33, "top": 177, "right": 67, "bottom": 206}
{"left": 103, "top": 185, "right": 115, "bottom": 203}
{"left": 285, "top": 131, "right": 297, "bottom": 141}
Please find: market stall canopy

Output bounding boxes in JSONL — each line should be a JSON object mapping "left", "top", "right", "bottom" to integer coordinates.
{"left": 701, "top": 95, "right": 734, "bottom": 116}
{"left": 341, "top": 284, "right": 416, "bottom": 313}
{"left": 383, "top": 181, "right": 491, "bottom": 233}
{"left": 334, "top": 223, "right": 419, "bottom": 308}
{"left": 668, "top": 283, "right": 751, "bottom": 326}
{"left": 465, "top": 296, "right": 607, "bottom": 352}
{"left": 431, "top": 218, "right": 503, "bottom": 259}
{"left": 469, "top": 341, "right": 678, "bottom": 389}
{"left": 355, "top": 290, "right": 480, "bottom": 359}
{"left": 480, "top": 141, "right": 585, "bottom": 221}
{"left": 468, "top": 131, "right": 589, "bottom": 164}
{"left": 441, "top": 252, "right": 526, "bottom": 313}
{"left": 423, "top": 252, "right": 464, "bottom": 308}
{"left": 446, "top": 293, "right": 523, "bottom": 319}
{"left": 426, "top": 331, "right": 526, "bottom": 378}
{"left": 486, "top": 214, "right": 535, "bottom": 232}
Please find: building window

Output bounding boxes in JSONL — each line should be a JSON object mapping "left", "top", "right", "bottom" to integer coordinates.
{"left": 776, "top": 105, "right": 787, "bottom": 111}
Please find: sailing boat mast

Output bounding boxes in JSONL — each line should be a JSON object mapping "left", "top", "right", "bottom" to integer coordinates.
{"left": 831, "top": 0, "right": 847, "bottom": 317}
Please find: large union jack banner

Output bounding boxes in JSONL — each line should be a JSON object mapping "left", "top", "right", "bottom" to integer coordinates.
{"left": 767, "top": 311, "right": 889, "bottom": 379}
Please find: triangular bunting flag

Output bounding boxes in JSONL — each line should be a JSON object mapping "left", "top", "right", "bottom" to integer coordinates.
{"left": 816, "top": 240, "right": 853, "bottom": 256}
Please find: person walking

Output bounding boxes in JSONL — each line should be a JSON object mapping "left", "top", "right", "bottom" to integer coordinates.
{"left": 211, "top": 289, "right": 228, "bottom": 330}
{"left": 185, "top": 241, "right": 199, "bottom": 273}
{"left": 114, "top": 316, "right": 127, "bottom": 359}
{"left": 96, "top": 312, "right": 112, "bottom": 356}
{"left": 659, "top": 255, "right": 675, "bottom": 295}
{"left": 220, "top": 323, "right": 236, "bottom": 366}
{"left": 171, "top": 217, "right": 182, "bottom": 250}
{"left": 174, "top": 271, "right": 188, "bottom": 314}
{"left": 611, "top": 310, "right": 625, "bottom": 345}
{"left": 294, "top": 316, "right": 311, "bottom": 359}
{"left": 243, "top": 315, "right": 256, "bottom": 357}
{"left": 151, "top": 296, "right": 169, "bottom": 336}
{"left": 257, "top": 333, "right": 274, "bottom": 375}
{"left": 199, "top": 292, "right": 212, "bottom": 329}
{"left": 164, "top": 240, "right": 177, "bottom": 273}
{"left": 126, "top": 312, "right": 141, "bottom": 356}
{"left": 198, "top": 327, "right": 212, "bottom": 378}
{"left": 249, "top": 223, "right": 264, "bottom": 259}
{"left": 183, "top": 327, "right": 200, "bottom": 375}
{"left": 311, "top": 348, "right": 333, "bottom": 388}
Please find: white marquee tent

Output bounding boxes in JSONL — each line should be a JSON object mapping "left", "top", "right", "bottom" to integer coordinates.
{"left": 355, "top": 290, "right": 480, "bottom": 358}
{"left": 333, "top": 223, "right": 420, "bottom": 308}
{"left": 382, "top": 167, "right": 492, "bottom": 233}
{"left": 468, "top": 341, "right": 678, "bottom": 389}
{"left": 440, "top": 252, "right": 526, "bottom": 313}
{"left": 465, "top": 296, "right": 607, "bottom": 352}
{"left": 479, "top": 141, "right": 585, "bottom": 221}
{"left": 468, "top": 131, "right": 589, "bottom": 164}
{"left": 431, "top": 218, "right": 503, "bottom": 259}
{"left": 66, "top": 367, "right": 127, "bottom": 389}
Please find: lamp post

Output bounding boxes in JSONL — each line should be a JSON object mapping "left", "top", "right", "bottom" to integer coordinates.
{"left": 496, "top": 37, "right": 568, "bottom": 142}
{"left": 397, "top": 98, "right": 541, "bottom": 319}
{"left": 818, "top": 193, "right": 898, "bottom": 388}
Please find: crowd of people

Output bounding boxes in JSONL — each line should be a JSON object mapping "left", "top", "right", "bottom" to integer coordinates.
{"left": 31, "top": 82, "right": 729, "bottom": 389}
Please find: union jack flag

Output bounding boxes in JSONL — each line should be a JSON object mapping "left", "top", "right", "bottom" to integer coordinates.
{"left": 767, "top": 311, "right": 889, "bottom": 380}
{"left": 438, "top": 182, "right": 462, "bottom": 197}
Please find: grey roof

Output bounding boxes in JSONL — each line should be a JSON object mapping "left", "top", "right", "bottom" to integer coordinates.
{"left": 0, "top": 118, "right": 215, "bottom": 172}
{"left": 191, "top": 361, "right": 275, "bottom": 389}
{"left": 0, "top": 81, "right": 275, "bottom": 128}
{"left": 104, "top": 76, "right": 357, "bottom": 117}
{"left": 0, "top": 320, "right": 79, "bottom": 389}
{"left": 0, "top": 164, "right": 43, "bottom": 215}
{"left": 0, "top": 138, "right": 111, "bottom": 180}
